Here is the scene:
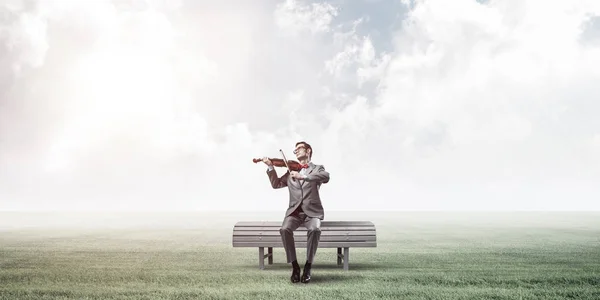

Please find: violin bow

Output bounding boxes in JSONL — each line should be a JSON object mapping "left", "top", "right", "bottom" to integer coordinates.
{"left": 279, "top": 149, "right": 295, "bottom": 180}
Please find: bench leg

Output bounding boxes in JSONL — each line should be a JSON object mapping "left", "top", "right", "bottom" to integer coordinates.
{"left": 268, "top": 247, "right": 273, "bottom": 265}
{"left": 259, "top": 247, "right": 264, "bottom": 270}
{"left": 343, "top": 247, "right": 349, "bottom": 271}
{"left": 337, "top": 247, "right": 342, "bottom": 266}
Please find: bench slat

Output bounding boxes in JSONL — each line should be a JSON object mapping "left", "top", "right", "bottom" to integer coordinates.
{"left": 233, "top": 241, "right": 377, "bottom": 248}
{"left": 234, "top": 221, "right": 374, "bottom": 227}
{"left": 233, "top": 226, "right": 375, "bottom": 231}
{"left": 233, "top": 230, "right": 376, "bottom": 236}
{"left": 233, "top": 236, "right": 376, "bottom": 242}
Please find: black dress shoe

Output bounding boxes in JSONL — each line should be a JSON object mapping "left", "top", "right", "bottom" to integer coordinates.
{"left": 301, "top": 266, "right": 311, "bottom": 283}
{"left": 290, "top": 267, "right": 300, "bottom": 283}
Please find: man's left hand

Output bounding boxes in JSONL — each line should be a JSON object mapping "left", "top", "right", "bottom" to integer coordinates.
{"left": 290, "top": 171, "right": 306, "bottom": 180}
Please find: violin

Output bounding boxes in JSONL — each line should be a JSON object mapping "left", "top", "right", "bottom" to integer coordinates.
{"left": 253, "top": 149, "right": 307, "bottom": 172}
{"left": 252, "top": 157, "right": 305, "bottom": 172}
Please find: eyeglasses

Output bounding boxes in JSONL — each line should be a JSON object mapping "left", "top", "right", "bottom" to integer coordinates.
{"left": 293, "top": 146, "right": 305, "bottom": 154}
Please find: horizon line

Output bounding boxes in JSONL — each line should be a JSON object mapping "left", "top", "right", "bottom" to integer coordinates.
{"left": 1, "top": 209, "right": 599, "bottom": 212}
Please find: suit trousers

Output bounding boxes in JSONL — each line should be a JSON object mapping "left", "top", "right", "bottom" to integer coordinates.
{"left": 279, "top": 210, "right": 321, "bottom": 264}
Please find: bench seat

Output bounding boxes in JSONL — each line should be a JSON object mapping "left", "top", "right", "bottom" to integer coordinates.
{"left": 232, "top": 221, "right": 377, "bottom": 270}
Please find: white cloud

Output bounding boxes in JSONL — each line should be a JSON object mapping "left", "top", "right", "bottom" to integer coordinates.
{"left": 317, "top": 0, "right": 600, "bottom": 210}
{"left": 323, "top": 17, "right": 392, "bottom": 87}
{"left": 0, "top": 1, "right": 49, "bottom": 80}
{"left": 373, "top": 0, "right": 600, "bottom": 149}
{"left": 1, "top": 0, "right": 600, "bottom": 211}
{"left": 274, "top": 0, "right": 338, "bottom": 35}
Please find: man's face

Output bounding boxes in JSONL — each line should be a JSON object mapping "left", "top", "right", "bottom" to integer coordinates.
{"left": 293, "top": 144, "right": 307, "bottom": 159}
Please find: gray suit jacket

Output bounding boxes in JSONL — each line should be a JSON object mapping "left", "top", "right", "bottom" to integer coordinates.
{"left": 267, "top": 162, "right": 330, "bottom": 220}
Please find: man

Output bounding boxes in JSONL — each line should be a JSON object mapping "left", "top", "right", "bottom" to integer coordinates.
{"left": 261, "top": 141, "right": 330, "bottom": 283}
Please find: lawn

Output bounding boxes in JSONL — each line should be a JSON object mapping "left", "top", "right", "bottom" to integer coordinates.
{"left": 1, "top": 211, "right": 599, "bottom": 299}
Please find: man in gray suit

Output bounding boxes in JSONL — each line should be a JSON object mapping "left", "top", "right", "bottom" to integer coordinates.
{"left": 261, "top": 141, "right": 330, "bottom": 283}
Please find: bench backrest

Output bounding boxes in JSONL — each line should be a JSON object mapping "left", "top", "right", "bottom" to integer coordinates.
{"left": 232, "top": 221, "right": 376, "bottom": 248}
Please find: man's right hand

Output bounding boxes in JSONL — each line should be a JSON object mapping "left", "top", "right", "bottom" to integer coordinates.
{"left": 262, "top": 157, "right": 273, "bottom": 166}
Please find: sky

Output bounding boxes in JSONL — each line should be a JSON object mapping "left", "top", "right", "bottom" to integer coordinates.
{"left": 1, "top": 0, "right": 600, "bottom": 212}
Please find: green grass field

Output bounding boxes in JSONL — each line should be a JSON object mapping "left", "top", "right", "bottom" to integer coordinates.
{"left": 1, "top": 211, "right": 599, "bottom": 299}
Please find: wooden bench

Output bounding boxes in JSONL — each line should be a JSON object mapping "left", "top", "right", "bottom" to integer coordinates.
{"left": 232, "top": 221, "right": 376, "bottom": 270}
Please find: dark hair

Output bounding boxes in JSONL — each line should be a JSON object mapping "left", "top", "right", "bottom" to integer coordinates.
{"left": 295, "top": 141, "right": 312, "bottom": 159}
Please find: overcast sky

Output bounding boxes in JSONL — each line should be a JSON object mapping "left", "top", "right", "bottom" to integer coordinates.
{"left": 1, "top": 0, "right": 599, "bottom": 212}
